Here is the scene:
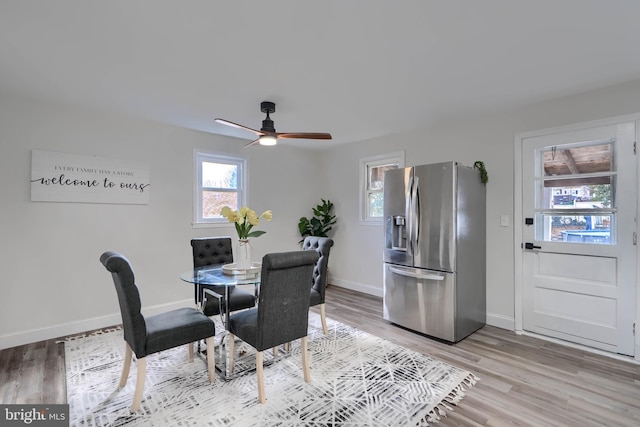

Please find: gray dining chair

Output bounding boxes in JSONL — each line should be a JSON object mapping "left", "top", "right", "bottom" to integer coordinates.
{"left": 100, "top": 251, "right": 216, "bottom": 413}
{"left": 191, "top": 237, "right": 256, "bottom": 316}
{"left": 227, "top": 250, "right": 319, "bottom": 404}
{"left": 302, "top": 236, "right": 334, "bottom": 334}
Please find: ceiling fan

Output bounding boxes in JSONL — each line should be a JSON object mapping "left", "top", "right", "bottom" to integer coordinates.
{"left": 215, "top": 101, "right": 332, "bottom": 147}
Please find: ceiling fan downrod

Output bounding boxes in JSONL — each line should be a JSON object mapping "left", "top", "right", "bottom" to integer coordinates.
{"left": 260, "top": 101, "right": 276, "bottom": 133}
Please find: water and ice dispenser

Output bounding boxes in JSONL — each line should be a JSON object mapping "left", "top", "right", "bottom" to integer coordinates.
{"left": 391, "top": 215, "right": 406, "bottom": 250}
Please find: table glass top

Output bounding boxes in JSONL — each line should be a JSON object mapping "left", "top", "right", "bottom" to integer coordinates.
{"left": 180, "top": 264, "right": 261, "bottom": 286}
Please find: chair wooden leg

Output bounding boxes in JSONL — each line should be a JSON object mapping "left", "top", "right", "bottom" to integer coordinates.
{"left": 205, "top": 336, "right": 215, "bottom": 383}
{"left": 131, "top": 357, "right": 146, "bottom": 413}
{"left": 320, "top": 304, "right": 328, "bottom": 335}
{"left": 188, "top": 342, "right": 194, "bottom": 362}
{"left": 256, "top": 351, "right": 266, "bottom": 404}
{"left": 119, "top": 342, "right": 133, "bottom": 388}
{"left": 301, "top": 336, "right": 311, "bottom": 383}
{"left": 228, "top": 333, "right": 235, "bottom": 374}
{"left": 273, "top": 346, "right": 278, "bottom": 358}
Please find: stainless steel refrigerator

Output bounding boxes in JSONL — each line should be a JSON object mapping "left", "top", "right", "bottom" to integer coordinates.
{"left": 383, "top": 161, "right": 486, "bottom": 342}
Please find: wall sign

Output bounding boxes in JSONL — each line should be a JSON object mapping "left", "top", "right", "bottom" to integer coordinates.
{"left": 30, "top": 150, "right": 150, "bottom": 204}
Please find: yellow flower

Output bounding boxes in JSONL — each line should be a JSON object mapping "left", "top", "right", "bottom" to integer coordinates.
{"left": 228, "top": 211, "right": 239, "bottom": 223}
{"left": 220, "top": 206, "right": 232, "bottom": 218}
{"left": 219, "top": 205, "right": 272, "bottom": 239}
{"left": 246, "top": 209, "right": 260, "bottom": 226}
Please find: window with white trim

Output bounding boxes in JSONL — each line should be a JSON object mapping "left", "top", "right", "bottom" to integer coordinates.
{"left": 193, "top": 151, "right": 246, "bottom": 225}
{"left": 359, "top": 152, "right": 404, "bottom": 224}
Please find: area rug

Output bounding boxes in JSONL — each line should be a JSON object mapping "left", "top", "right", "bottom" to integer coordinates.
{"left": 65, "top": 313, "right": 477, "bottom": 426}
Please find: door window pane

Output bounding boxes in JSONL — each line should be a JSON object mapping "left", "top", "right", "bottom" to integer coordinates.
{"left": 543, "top": 143, "right": 612, "bottom": 177}
{"left": 535, "top": 140, "right": 616, "bottom": 245}
{"left": 539, "top": 214, "right": 612, "bottom": 243}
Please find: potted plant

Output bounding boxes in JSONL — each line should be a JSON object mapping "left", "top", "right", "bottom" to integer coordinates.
{"left": 298, "top": 198, "right": 336, "bottom": 244}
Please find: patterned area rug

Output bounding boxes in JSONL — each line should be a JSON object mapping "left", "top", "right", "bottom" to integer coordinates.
{"left": 65, "top": 313, "right": 477, "bottom": 426}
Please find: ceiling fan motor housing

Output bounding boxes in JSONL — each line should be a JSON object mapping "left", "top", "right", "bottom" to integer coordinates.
{"left": 260, "top": 101, "right": 276, "bottom": 132}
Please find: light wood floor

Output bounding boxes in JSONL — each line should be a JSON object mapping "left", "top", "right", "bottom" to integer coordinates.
{"left": 2, "top": 286, "right": 640, "bottom": 426}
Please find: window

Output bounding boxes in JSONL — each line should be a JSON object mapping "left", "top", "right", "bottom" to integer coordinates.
{"left": 194, "top": 152, "right": 246, "bottom": 225}
{"left": 534, "top": 140, "right": 615, "bottom": 244}
{"left": 359, "top": 152, "right": 404, "bottom": 224}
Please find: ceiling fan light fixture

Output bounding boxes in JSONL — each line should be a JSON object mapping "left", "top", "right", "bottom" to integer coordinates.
{"left": 259, "top": 135, "right": 277, "bottom": 146}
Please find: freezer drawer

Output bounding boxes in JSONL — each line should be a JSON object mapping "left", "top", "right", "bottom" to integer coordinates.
{"left": 383, "top": 263, "right": 456, "bottom": 342}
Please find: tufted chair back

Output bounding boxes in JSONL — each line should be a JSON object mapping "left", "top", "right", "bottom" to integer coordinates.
{"left": 302, "top": 236, "right": 334, "bottom": 305}
{"left": 100, "top": 251, "right": 148, "bottom": 358}
{"left": 235, "top": 250, "right": 319, "bottom": 351}
{"left": 191, "top": 237, "right": 234, "bottom": 268}
{"left": 190, "top": 237, "right": 256, "bottom": 315}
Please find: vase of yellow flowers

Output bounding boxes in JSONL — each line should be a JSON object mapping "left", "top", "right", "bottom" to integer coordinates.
{"left": 220, "top": 206, "right": 273, "bottom": 269}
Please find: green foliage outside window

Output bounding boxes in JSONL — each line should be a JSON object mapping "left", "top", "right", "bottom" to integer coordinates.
{"left": 589, "top": 184, "right": 611, "bottom": 208}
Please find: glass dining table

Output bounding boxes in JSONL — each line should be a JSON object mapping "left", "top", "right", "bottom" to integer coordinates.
{"left": 179, "top": 264, "right": 261, "bottom": 380}
{"left": 180, "top": 264, "right": 261, "bottom": 326}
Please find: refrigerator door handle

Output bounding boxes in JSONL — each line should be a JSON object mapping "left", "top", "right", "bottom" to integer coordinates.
{"left": 411, "top": 176, "right": 419, "bottom": 245}
{"left": 388, "top": 266, "right": 445, "bottom": 281}
{"left": 406, "top": 176, "right": 419, "bottom": 254}
{"left": 406, "top": 176, "right": 414, "bottom": 255}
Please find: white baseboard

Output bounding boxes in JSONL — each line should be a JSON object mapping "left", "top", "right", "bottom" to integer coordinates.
{"left": 519, "top": 330, "right": 640, "bottom": 365}
{"left": 329, "top": 277, "right": 383, "bottom": 298}
{"left": 0, "top": 299, "right": 193, "bottom": 350}
{"left": 486, "top": 313, "right": 515, "bottom": 330}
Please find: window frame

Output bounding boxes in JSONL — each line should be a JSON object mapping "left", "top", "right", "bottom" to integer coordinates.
{"left": 193, "top": 150, "right": 247, "bottom": 228}
{"left": 359, "top": 151, "right": 405, "bottom": 225}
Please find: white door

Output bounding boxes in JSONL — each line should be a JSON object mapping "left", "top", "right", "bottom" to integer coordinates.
{"left": 521, "top": 121, "right": 636, "bottom": 356}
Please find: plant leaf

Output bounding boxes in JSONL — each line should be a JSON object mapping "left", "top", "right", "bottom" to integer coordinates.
{"left": 473, "top": 161, "right": 489, "bottom": 185}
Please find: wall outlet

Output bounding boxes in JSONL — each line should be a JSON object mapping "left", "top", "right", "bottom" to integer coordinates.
{"left": 500, "top": 215, "right": 510, "bottom": 227}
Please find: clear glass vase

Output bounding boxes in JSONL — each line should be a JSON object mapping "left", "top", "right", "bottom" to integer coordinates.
{"left": 236, "top": 239, "right": 252, "bottom": 269}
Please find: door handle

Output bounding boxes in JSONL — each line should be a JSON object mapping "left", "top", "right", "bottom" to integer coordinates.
{"left": 524, "top": 242, "right": 541, "bottom": 250}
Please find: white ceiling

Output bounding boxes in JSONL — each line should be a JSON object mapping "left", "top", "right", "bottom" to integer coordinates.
{"left": 2, "top": 1, "right": 640, "bottom": 149}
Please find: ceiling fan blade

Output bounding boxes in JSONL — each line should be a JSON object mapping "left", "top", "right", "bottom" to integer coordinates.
{"left": 244, "top": 137, "right": 261, "bottom": 148}
{"left": 214, "top": 118, "right": 263, "bottom": 135}
{"left": 276, "top": 132, "right": 333, "bottom": 140}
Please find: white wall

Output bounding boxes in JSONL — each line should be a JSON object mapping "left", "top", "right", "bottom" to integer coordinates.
{"left": 3, "top": 78, "right": 640, "bottom": 349}
{"left": 322, "top": 78, "right": 640, "bottom": 330}
{"left": 0, "top": 94, "right": 321, "bottom": 348}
